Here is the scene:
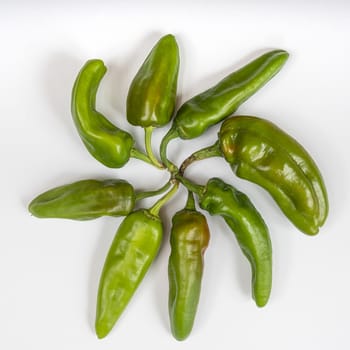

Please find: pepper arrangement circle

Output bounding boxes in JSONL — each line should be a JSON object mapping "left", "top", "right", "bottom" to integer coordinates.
{"left": 28, "top": 34, "right": 328, "bottom": 341}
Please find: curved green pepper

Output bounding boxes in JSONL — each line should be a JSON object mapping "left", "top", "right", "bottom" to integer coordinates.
{"left": 170, "top": 50, "right": 288, "bottom": 139}
{"left": 127, "top": 34, "right": 179, "bottom": 128}
{"left": 95, "top": 209, "right": 163, "bottom": 338}
{"left": 219, "top": 116, "right": 328, "bottom": 235}
{"left": 72, "top": 59, "right": 134, "bottom": 168}
{"left": 168, "top": 193, "right": 210, "bottom": 340}
{"left": 198, "top": 178, "right": 272, "bottom": 307}
{"left": 28, "top": 179, "right": 135, "bottom": 220}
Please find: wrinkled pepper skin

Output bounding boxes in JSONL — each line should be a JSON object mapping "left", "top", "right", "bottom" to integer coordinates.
{"left": 95, "top": 209, "right": 163, "bottom": 338}
{"left": 219, "top": 116, "right": 328, "bottom": 235}
{"left": 168, "top": 209, "right": 210, "bottom": 341}
{"left": 28, "top": 179, "right": 135, "bottom": 220}
{"left": 127, "top": 34, "right": 180, "bottom": 127}
{"left": 72, "top": 59, "right": 134, "bottom": 168}
{"left": 172, "top": 50, "right": 288, "bottom": 139}
{"left": 198, "top": 178, "right": 272, "bottom": 307}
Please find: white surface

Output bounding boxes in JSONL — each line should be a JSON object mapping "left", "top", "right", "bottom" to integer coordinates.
{"left": 1, "top": 1, "right": 349, "bottom": 349}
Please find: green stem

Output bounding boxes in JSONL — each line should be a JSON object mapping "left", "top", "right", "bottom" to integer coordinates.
{"left": 149, "top": 181, "right": 179, "bottom": 216}
{"left": 145, "top": 127, "right": 164, "bottom": 169}
{"left": 159, "top": 126, "right": 179, "bottom": 174}
{"left": 179, "top": 141, "right": 221, "bottom": 175}
{"left": 185, "top": 191, "right": 196, "bottom": 210}
{"left": 135, "top": 180, "right": 172, "bottom": 201}
{"left": 130, "top": 147, "right": 154, "bottom": 166}
{"left": 175, "top": 174, "right": 203, "bottom": 195}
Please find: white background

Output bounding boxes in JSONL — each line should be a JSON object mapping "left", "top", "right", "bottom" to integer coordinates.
{"left": 1, "top": 1, "right": 349, "bottom": 349}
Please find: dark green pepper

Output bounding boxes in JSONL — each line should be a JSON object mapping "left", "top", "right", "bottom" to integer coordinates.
{"left": 95, "top": 209, "right": 163, "bottom": 338}
{"left": 71, "top": 59, "right": 134, "bottom": 168}
{"left": 197, "top": 178, "right": 272, "bottom": 307}
{"left": 169, "top": 50, "right": 288, "bottom": 140}
{"left": 219, "top": 116, "right": 328, "bottom": 235}
{"left": 168, "top": 192, "right": 210, "bottom": 341}
{"left": 127, "top": 34, "right": 179, "bottom": 128}
{"left": 28, "top": 179, "right": 135, "bottom": 220}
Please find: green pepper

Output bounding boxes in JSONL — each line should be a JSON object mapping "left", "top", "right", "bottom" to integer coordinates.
{"left": 177, "top": 177, "right": 272, "bottom": 307}
{"left": 71, "top": 59, "right": 134, "bottom": 168}
{"left": 168, "top": 192, "right": 210, "bottom": 341}
{"left": 218, "top": 116, "right": 328, "bottom": 235}
{"left": 28, "top": 179, "right": 135, "bottom": 220}
{"left": 169, "top": 49, "right": 288, "bottom": 140}
{"left": 95, "top": 209, "right": 163, "bottom": 338}
{"left": 127, "top": 34, "right": 179, "bottom": 128}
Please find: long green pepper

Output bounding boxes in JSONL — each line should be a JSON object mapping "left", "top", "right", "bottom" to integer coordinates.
{"left": 71, "top": 59, "right": 135, "bottom": 168}
{"left": 218, "top": 116, "right": 328, "bottom": 235}
{"left": 177, "top": 177, "right": 272, "bottom": 307}
{"left": 95, "top": 209, "right": 163, "bottom": 338}
{"left": 28, "top": 179, "right": 135, "bottom": 220}
{"left": 127, "top": 34, "right": 180, "bottom": 128}
{"left": 168, "top": 192, "right": 210, "bottom": 340}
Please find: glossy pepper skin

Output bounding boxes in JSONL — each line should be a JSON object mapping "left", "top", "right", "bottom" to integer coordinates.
{"left": 198, "top": 178, "right": 272, "bottom": 307}
{"left": 28, "top": 179, "right": 135, "bottom": 220}
{"left": 219, "top": 116, "right": 328, "bottom": 235}
{"left": 168, "top": 204, "right": 210, "bottom": 341}
{"left": 95, "top": 209, "right": 163, "bottom": 338}
{"left": 127, "top": 34, "right": 180, "bottom": 127}
{"left": 172, "top": 50, "right": 288, "bottom": 139}
{"left": 72, "top": 59, "right": 134, "bottom": 168}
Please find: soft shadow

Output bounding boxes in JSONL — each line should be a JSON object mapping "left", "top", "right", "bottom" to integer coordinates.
{"left": 42, "top": 52, "right": 81, "bottom": 135}
{"left": 214, "top": 216, "right": 251, "bottom": 297}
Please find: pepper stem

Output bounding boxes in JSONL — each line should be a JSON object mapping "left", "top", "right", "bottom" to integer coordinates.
{"left": 149, "top": 181, "right": 179, "bottom": 216}
{"left": 145, "top": 127, "right": 164, "bottom": 169}
{"left": 179, "top": 141, "right": 221, "bottom": 175}
{"left": 175, "top": 174, "right": 203, "bottom": 195}
{"left": 185, "top": 191, "right": 196, "bottom": 210}
{"left": 135, "top": 180, "right": 172, "bottom": 201}
{"left": 130, "top": 147, "right": 154, "bottom": 166}
{"left": 159, "top": 126, "right": 179, "bottom": 174}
